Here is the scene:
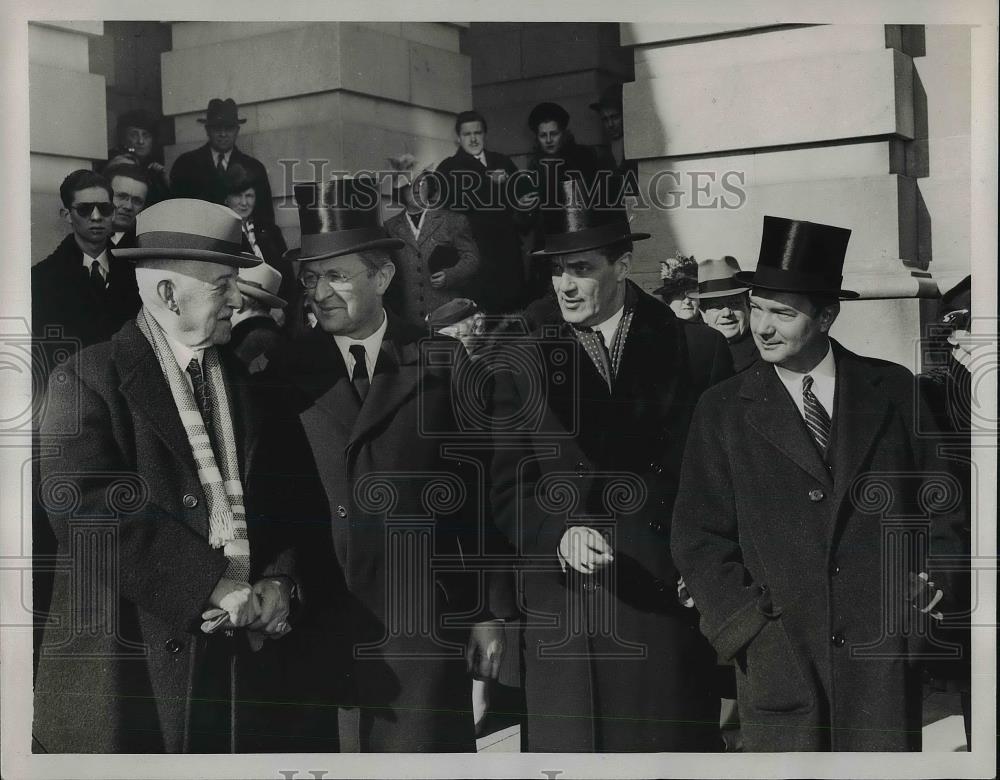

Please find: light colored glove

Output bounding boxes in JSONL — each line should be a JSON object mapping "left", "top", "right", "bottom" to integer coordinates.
{"left": 207, "top": 577, "right": 259, "bottom": 628}
{"left": 466, "top": 619, "right": 505, "bottom": 680}
{"left": 558, "top": 526, "right": 614, "bottom": 574}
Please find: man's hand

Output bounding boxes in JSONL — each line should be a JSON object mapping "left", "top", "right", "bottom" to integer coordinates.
{"left": 466, "top": 619, "right": 505, "bottom": 680}
{"left": 429, "top": 271, "right": 447, "bottom": 289}
{"left": 207, "top": 577, "right": 259, "bottom": 628}
{"left": 247, "top": 577, "right": 293, "bottom": 636}
{"left": 558, "top": 526, "right": 614, "bottom": 574}
{"left": 909, "top": 571, "right": 944, "bottom": 621}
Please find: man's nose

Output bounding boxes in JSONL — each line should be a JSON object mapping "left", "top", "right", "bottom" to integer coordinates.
{"left": 556, "top": 273, "right": 576, "bottom": 293}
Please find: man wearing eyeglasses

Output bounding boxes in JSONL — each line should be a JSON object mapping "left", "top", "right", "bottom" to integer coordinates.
{"left": 32, "top": 170, "right": 143, "bottom": 391}
{"left": 256, "top": 178, "right": 515, "bottom": 752}
{"left": 103, "top": 162, "right": 150, "bottom": 250}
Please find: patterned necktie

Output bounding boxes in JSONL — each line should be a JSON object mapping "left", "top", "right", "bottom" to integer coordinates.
{"left": 802, "top": 375, "right": 831, "bottom": 452}
{"left": 90, "top": 260, "right": 106, "bottom": 294}
{"left": 350, "top": 344, "right": 370, "bottom": 403}
{"left": 576, "top": 327, "right": 612, "bottom": 390}
{"left": 186, "top": 358, "right": 216, "bottom": 448}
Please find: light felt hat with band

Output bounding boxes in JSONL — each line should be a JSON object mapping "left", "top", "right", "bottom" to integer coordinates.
{"left": 237, "top": 262, "right": 286, "bottom": 309}
{"left": 115, "top": 199, "right": 261, "bottom": 268}
{"left": 689, "top": 256, "right": 750, "bottom": 300}
{"left": 285, "top": 177, "right": 404, "bottom": 263}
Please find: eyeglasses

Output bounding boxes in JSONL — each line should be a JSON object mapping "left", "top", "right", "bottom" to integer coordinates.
{"left": 71, "top": 202, "right": 115, "bottom": 218}
{"left": 299, "top": 268, "right": 371, "bottom": 290}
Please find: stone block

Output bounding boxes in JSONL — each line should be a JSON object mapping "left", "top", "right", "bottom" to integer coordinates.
{"left": 31, "top": 21, "right": 103, "bottom": 37}
{"left": 338, "top": 24, "right": 411, "bottom": 104}
{"left": 29, "top": 64, "right": 107, "bottom": 160}
{"left": 625, "top": 49, "right": 914, "bottom": 159}
{"left": 630, "top": 167, "right": 916, "bottom": 279}
{"left": 170, "top": 21, "right": 310, "bottom": 50}
{"left": 634, "top": 25, "right": 892, "bottom": 80}
{"left": 521, "top": 23, "right": 617, "bottom": 79}
{"left": 29, "top": 24, "right": 90, "bottom": 72}
{"left": 409, "top": 41, "right": 472, "bottom": 114}
{"left": 917, "top": 25, "right": 972, "bottom": 141}
{"left": 31, "top": 154, "right": 95, "bottom": 195}
{"left": 475, "top": 70, "right": 603, "bottom": 108}
{"left": 401, "top": 22, "right": 462, "bottom": 53}
{"left": 471, "top": 29, "right": 523, "bottom": 85}
{"left": 339, "top": 93, "right": 457, "bottom": 143}
{"left": 31, "top": 191, "right": 68, "bottom": 266}
{"left": 619, "top": 23, "right": 773, "bottom": 47}
{"left": 162, "top": 26, "right": 344, "bottom": 115}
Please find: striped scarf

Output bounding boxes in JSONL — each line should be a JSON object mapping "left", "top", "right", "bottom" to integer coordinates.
{"left": 137, "top": 308, "right": 250, "bottom": 581}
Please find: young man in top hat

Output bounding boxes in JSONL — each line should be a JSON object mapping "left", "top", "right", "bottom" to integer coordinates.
{"left": 487, "top": 179, "right": 734, "bottom": 751}
{"left": 170, "top": 98, "right": 275, "bottom": 224}
{"left": 33, "top": 199, "right": 298, "bottom": 753}
{"left": 671, "top": 216, "right": 967, "bottom": 751}
{"left": 691, "top": 255, "right": 760, "bottom": 373}
{"left": 257, "top": 177, "right": 516, "bottom": 752}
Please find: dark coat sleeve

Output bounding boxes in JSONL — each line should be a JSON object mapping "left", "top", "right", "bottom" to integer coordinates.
{"left": 40, "top": 354, "right": 229, "bottom": 635}
{"left": 670, "top": 388, "right": 775, "bottom": 662}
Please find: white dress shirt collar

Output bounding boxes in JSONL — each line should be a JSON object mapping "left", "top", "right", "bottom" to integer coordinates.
{"left": 592, "top": 304, "right": 625, "bottom": 348}
{"left": 334, "top": 309, "right": 389, "bottom": 378}
{"left": 81, "top": 248, "right": 110, "bottom": 279}
{"left": 774, "top": 340, "right": 836, "bottom": 420}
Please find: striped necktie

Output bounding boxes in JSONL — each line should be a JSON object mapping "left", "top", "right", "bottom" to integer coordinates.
{"left": 802, "top": 374, "right": 831, "bottom": 452}
{"left": 186, "top": 358, "right": 216, "bottom": 449}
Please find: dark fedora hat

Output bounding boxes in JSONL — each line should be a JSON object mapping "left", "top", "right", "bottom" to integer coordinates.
{"left": 530, "top": 178, "right": 649, "bottom": 257}
{"left": 528, "top": 101, "right": 570, "bottom": 132}
{"left": 198, "top": 98, "right": 247, "bottom": 128}
{"left": 286, "top": 177, "right": 404, "bottom": 263}
{"left": 589, "top": 83, "right": 623, "bottom": 113}
{"left": 734, "top": 215, "right": 858, "bottom": 299}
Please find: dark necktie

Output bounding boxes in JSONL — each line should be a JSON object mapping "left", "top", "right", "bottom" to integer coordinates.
{"left": 186, "top": 357, "right": 216, "bottom": 447}
{"left": 349, "top": 344, "right": 370, "bottom": 403}
{"left": 576, "top": 327, "right": 612, "bottom": 390}
{"left": 802, "top": 375, "right": 831, "bottom": 452}
{"left": 216, "top": 153, "right": 226, "bottom": 173}
{"left": 90, "top": 260, "right": 106, "bottom": 294}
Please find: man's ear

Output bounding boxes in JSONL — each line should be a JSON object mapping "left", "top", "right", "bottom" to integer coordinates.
{"left": 59, "top": 207, "right": 71, "bottom": 227}
{"left": 818, "top": 301, "right": 841, "bottom": 333}
{"left": 157, "top": 279, "right": 178, "bottom": 314}
{"left": 375, "top": 261, "right": 396, "bottom": 294}
{"left": 615, "top": 251, "right": 632, "bottom": 280}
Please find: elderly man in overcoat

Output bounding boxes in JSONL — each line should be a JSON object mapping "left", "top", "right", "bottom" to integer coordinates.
{"left": 671, "top": 216, "right": 967, "bottom": 751}
{"left": 259, "top": 177, "right": 515, "bottom": 752}
{"left": 33, "top": 199, "right": 296, "bottom": 753}
{"left": 488, "top": 180, "right": 733, "bottom": 751}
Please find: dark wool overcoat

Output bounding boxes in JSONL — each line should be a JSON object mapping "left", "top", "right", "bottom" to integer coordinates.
{"left": 488, "top": 283, "right": 734, "bottom": 751}
{"left": 32, "top": 320, "right": 295, "bottom": 753}
{"left": 671, "top": 341, "right": 968, "bottom": 751}
{"left": 169, "top": 143, "right": 275, "bottom": 224}
{"left": 256, "top": 312, "right": 516, "bottom": 752}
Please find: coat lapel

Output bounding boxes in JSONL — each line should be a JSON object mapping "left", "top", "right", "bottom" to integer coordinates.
{"left": 416, "top": 210, "right": 444, "bottom": 249}
{"left": 828, "top": 341, "right": 892, "bottom": 505}
{"left": 290, "top": 327, "right": 359, "bottom": 444}
{"left": 742, "top": 364, "right": 834, "bottom": 488}
{"left": 348, "top": 313, "right": 422, "bottom": 448}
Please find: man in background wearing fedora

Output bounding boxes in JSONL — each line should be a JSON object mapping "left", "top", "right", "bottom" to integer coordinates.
{"left": 258, "top": 178, "right": 515, "bottom": 751}
{"left": 672, "top": 216, "right": 967, "bottom": 751}
{"left": 33, "top": 199, "right": 298, "bottom": 753}
{"left": 170, "top": 98, "right": 275, "bottom": 225}
{"left": 383, "top": 154, "right": 481, "bottom": 326}
{"left": 488, "top": 180, "right": 733, "bottom": 751}
{"left": 230, "top": 261, "right": 288, "bottom": 374}
{"left": 691, "top": 255, "right": 760, "bottom": 373}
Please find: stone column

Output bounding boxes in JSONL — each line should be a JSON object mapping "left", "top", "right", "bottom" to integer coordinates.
{"left": 162, "top": 22, "right": 471, "bottom": 248}
{"left": 29, "top": 22, "right": 108, "bottom": 265}
{"left": 469, "top": 22, "right": 633, "bottom": 166}
{"left": 619, "top": 24, "right": 965, "bottom": 369}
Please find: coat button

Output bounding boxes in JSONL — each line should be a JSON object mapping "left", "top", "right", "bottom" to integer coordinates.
{"left": 831, "top": 632, "right": 845, "bottom": 648}
{"left": 164, "top": 639, "right": 182, "bottom": 654}
{"left": 182, "top": 493, "right": 198, "bottom": 509}
{"left": 575, "top": 461, "right": 586, "bottom": 477}
{"left": 830, "top": 563, "right": 841, "bottom": 576}
{"left": 336, "top": 505, "right": 348, "bottom": 518}
{"left": 808, "top": 489, "right": 825, "bottom": 502}
{"left": 648, "top": 519, "right": 663, "bottom": 533}
{"left": 649, "top": 462, "right": 663, "bottom": 474}
{"left": 653, "top": 578, "right": 667, "bottom": 593}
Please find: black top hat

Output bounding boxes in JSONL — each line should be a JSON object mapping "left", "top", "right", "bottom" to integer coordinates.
{"left": 590, "top": 84, "right": 623, "bottom": 113}
{"left": 530, "top": 178, "right": 650, "bottom": 257}
{"left": 528, "top": 102, "right": 570, "bottom": 132}
{"left": 198, "top": 98, "right": 247, "bottom": 128}
{"left": 734, "top": 216, "right": 858, "bottom": 299}
{"left": 286, "top": 177, "right": 404, "bottom": 263}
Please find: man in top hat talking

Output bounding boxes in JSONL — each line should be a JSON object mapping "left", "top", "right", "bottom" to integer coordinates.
{"left": 690, "top": 255, "right": 760, "bottom": 372}
{"left": 33, "top": 199, "right": 298, "bottom": 753}
{"left": 488, "top": 179, "right": 733, "bottom": 751}
{"left": 671, "top": 216, "right": 967, "bottom": 751}
{"left": 258, "top": 177, "right": 516, "bottom": 751}
{"left": 170, "top": 98, "right": 275, "bottom": 224}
